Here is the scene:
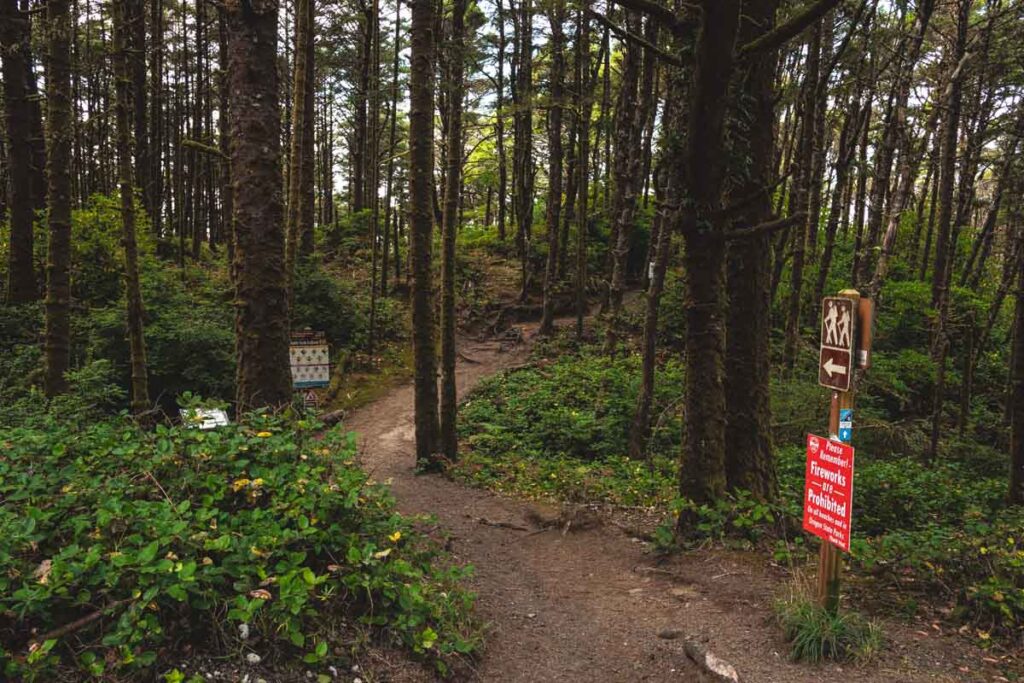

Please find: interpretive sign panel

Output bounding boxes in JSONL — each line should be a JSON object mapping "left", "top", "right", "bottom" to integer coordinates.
{"left": 290, "top": 331, "right": 331, "bottom": 389}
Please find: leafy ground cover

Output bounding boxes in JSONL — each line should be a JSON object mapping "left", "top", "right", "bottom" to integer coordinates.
{"left": 0, "top": 410, "right": 479, "bottom": 680}
{"left": 451, "top": 343, "right": 1024, "bottom": 646}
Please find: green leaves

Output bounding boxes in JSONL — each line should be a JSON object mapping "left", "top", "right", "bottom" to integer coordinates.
{"left": 0, "top": 413, "right": 478, "bottom": 678}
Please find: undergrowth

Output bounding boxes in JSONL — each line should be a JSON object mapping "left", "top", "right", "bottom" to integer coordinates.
{"left": 453, "top": 345, "right": 1024, "bottom": 643}
{"left": 0, "top": 410, "right": 479, "bottom": 680}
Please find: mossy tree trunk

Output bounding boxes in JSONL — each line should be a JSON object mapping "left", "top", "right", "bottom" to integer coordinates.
{"left": 574, "top": 4, "right": 592, "bottom": 340}
{"left": 285, "top": 0, "right": 312, "bottom": 297}
{"left": 409, "top": 0, "right": 441, "bottom": 468}
{"left": 724, "top": 0, "right": 779, "bottom": 501}
{"left": 440, "top": 0, "right": 467, "bottom": 461}
{"left": 0, "top": 0, "right": 38, "bottom": 304}
{"left": 113, "top": 0, "right": 151, "bottom": 416}
{"left": 603, "top": 11, "right": 647, "bottom": 353}
{"left": 43, "top": 0, "right": 74, "bottom": 397}
{"left": 223, "top": 0, "right": 293, "bottom": 413}
{"left": 538, "top": 0, "right": 566, "bottom": 336}
{"left": 676, "top": 0, "right": 741, "bottom": 524}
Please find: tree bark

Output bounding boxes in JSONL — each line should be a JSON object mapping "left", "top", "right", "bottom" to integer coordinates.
{"left": 782, "top": 21, "right": 821, "bottom": 373}
{"left": 440, "top": 0, "right": 467, "bottom": 461}
{"left": 224, "top": 0, "right": 293, "bottom": 412}
{"left": 495, "top": 0, "right": 508, "bottom": 242}
{"left": 512, "top": 0, "right": 534, "bottom": 300}
{"left": 627, "top": 76, "right": 678, "bottom": 461}
{"left": 43, "top": 0, "right": 74, "bottom": 397}
{"left": 113, "top": 0, "right": 151, "bottom": 415}
{"left": 285, "top": 0, "right": 313, "bottom": 296}
{"left": 603, "top": 11, "right": 650, "bottom": 353}
{"left": 724, "top": 0, "right": 779, "bottom": 501}
{"left": 126, "top": 0, "right": 151, "bottom": 223}
{"left": 677, "top": 0, "right": 741, "bottom": 521}
{"left": 539, "top": 0, "right": 566, "bottom": 336}
{"left": 1009, "top": 224, "right": 1024, "bottom": 504}
{"left": 575, "top": 3, "right": 592, "bottom": 339}
{"left": 0, "top": 0, "right": 38, "bottom": 303}
{"left": 926, "top": 0, "right": 969, "bottom": 463}
{"left": 409, "top": 0, "right": 441, "bottom": 467}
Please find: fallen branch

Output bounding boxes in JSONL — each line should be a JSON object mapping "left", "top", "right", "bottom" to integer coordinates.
{"left": 29, "top": 599, "right": 134, "bottom": 651}
{"left": 473, "top": 516, "right": 530, "bottom": 532}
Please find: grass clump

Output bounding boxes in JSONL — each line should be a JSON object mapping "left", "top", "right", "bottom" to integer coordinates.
{"left": 775, "top": 578, "right": 883, "bottom": 663}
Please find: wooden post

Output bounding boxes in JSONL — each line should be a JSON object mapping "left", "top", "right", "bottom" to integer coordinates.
{"left": 817, "top": 288, "right": 862, "bottom": 613}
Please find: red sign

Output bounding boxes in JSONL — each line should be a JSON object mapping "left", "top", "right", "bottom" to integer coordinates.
{"left": 802, "top": 434, "right": 855, "bottom": 552}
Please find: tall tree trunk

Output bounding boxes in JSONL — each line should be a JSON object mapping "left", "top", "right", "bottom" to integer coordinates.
{"left": 926, "top": 0, "right": 969, "bottom": 462}
{"left": 512, "top": 0, "right": 534, "bottom": 301}
{"left": 574, "top": 4, "right": 592, "bottom": 339}
{"left": 627, "top": 73, "right": 679, "bottom": 461}
{"left": 113, "top": 0, "right": 150, "bottom": 415}
{"left": 725, "top": 0, "right": 779, "bottom": 500}
{"left": 351, "top": 1, "right": 371, "bottom": 212}
{"left": 439, "top": 0, "right": 467, "bottom": 461}
{"left": 814, "top": 100, "right": 859, "bottom": 308}
{"left": 409, "top": 0, "right": 441, "bottom": 467}
{"left": 367, "top": 0, "right": 382, "bottom": 355}
{"left": 218, "top": 14, "right": 234, "bottom": 280}
{"left": 381, "top": 1, "right": 403, "bottom": 294}
{"left": 850, "top": 96, "right": 871, "bottom": 283}
{"left": 495, "top": 0, "right": 508, "bottom": 242}
{"left": 782, "top": 22, "right": 821, "bottom": 373}
{"left": 43, "top": 0, "right": 74, "bottom": 396}
{"left": 603, "top": 12, "right": 648, "bottom": 353}
{"left": 678, "top": 0, "right": 741, "bottom": 522}
{"left": 150, "top": 0, "right": 164, "bottom": 236}
{"left": 299, "top": 0, "right": 316, "bottom": 257}
{"left": 1009, "top": 224, "right": 1024, "bottom": 504}
{"left": 1, "top": 0, "right": 38, "bottom": 303}
{"left": 285, "top": 0, "right": 312, "bottom": 296}
{"left": 224, "top": 0, "right": 293, "bottom": 412}
{"left": 26, "top": 45, "right": 47, "bottom": 212}
{"left": 862, "top": 0, "right": 935, "bottom": 291}
{"left": 539, "top": 0, "right": 566, "bottom": 336}
{"left": 127, "top": 0, "right": 151, "bottom": 222}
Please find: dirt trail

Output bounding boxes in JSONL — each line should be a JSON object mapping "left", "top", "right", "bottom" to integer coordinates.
{"left": 345, "top": 320, "right": 996, "bottom": 683}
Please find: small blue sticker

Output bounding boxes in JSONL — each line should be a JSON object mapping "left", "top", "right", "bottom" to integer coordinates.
{"left": 838, "top": 409, "right": 853, "bottom": 443}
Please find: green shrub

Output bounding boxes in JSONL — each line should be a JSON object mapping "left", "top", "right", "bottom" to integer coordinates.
{"left": 0, "top": 412, "right": 478, "bottom": 680}
{"left": 458, "top": 352, "right": 684, "bottom": 466}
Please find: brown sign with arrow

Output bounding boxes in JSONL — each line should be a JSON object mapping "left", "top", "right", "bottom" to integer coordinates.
{"left": 819, "top": 296, "right": 855, "bottom": 392}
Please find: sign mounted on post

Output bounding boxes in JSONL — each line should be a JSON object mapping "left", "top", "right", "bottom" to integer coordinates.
{"left": 803, "top": 434, "right": 855, "bottom": 552}
{"left": 289, "top": 331, "right": 331, "bottom": 389}
{"left": 819, "top": 296, "right": 856, "bottom": 391}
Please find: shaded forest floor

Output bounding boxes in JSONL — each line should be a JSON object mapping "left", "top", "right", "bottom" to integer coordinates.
{"left": 344, "top": 313, "right": 1012, "bottom": 682}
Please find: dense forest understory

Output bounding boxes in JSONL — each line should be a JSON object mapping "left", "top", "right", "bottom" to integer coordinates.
{"left": 2, "top": 0, "right": 1024, "bottom": 679}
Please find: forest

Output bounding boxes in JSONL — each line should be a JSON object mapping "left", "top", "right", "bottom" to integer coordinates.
{"left": 2, "top": 0, "right": 1024, "bottom": 679}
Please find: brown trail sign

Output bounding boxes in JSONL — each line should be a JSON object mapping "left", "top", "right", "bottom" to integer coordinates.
{"left": 819, "top": 296, "right": 855, "bottom": 392}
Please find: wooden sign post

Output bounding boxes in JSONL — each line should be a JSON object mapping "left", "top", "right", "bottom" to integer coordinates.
{"left": 814, "top": 288, "right": 872, "bottom": 613}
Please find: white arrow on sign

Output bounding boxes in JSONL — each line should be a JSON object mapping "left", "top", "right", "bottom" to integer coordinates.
{"left": 822, "top": 357, "right": 847, "bottom": 378}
